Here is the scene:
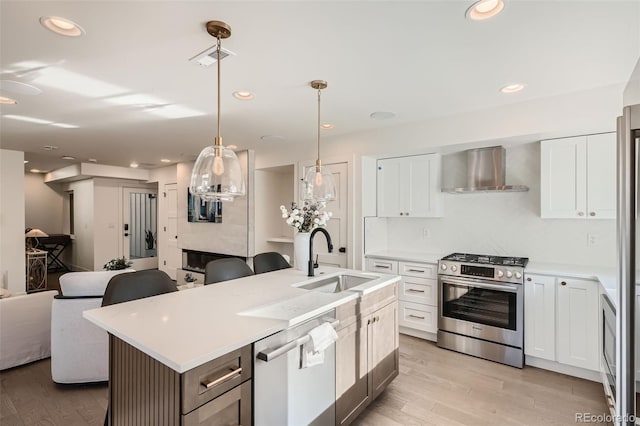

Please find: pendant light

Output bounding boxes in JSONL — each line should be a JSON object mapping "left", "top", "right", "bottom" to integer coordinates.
{"left": 190, "top": 21, "right": 245, "bottom": 202}
{"left": 300, "top": 80, "right": 336, "bottom": 202}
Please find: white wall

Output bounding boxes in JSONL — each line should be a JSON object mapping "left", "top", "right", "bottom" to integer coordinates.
{"left": 253, "top": 84, "right": 623, "bottom": 269}
{"left": 93, "top": 179, "right": 121, "bottom": 270}
{"left": 63, "top": 179, "right": 94, "bottom": 271}
{"left": 624, "top": 57, "right": 640, "bottom": 106}
{"left": 0, "top": 150, "right": 26, "bottom": 293}
{"left": 149, "top": 165, "right": 178, "bottom": 276}
{"left": 24, "top": 172, "right": 64, "bottom": 234}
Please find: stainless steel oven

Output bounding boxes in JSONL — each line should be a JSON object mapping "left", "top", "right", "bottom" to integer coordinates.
{"left": 437, "top": 253, "right": 527, "bottom": 368}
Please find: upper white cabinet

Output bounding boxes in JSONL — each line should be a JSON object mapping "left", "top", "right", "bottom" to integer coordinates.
{"left": 377, "top": 154, "right": 443, "bottom": 218}
{"left": 541, "top": 132, "right": 615, "bottom": 219}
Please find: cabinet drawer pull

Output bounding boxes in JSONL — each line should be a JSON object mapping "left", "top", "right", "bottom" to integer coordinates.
{"left": 560, "top": 281, "right": 567, "bottom": 286}
{"left": 201, "top": 367, "right": 242, "bottom": 389}
{"left": 406, "top": 289, "right": 425, "bottom": 293}
{"left": 590, "top": 212, "right": 596, "bottom": 217}
{"left": 407, "top": 269, "right": 425, "bottom": 273}
{"left": 578, "top": 211, "right": 584, "bottom": 216}
{"left": 408, "top": 314, "right": 425, "bottom": 320}
{"left": 526, "top": 277, "right": 531, "bottom": 282}
{"left": 375, "top": 265, "right": 390, "bottom": 269}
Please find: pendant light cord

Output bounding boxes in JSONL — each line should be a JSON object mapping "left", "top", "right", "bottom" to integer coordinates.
{"left": 216, "top": 36, "right": 222, "bottom": 145}
{"left": 317, "top": 87, "right": 321, "bottom": 166}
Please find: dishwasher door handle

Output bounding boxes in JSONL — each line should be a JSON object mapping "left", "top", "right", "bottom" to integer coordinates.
{"left": 256, "top": 318, "right": 339, "bottom": 362}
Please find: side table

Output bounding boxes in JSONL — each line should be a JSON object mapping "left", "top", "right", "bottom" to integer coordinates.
{"left": 26, "top": 249, "right": 47, "bottom": 293}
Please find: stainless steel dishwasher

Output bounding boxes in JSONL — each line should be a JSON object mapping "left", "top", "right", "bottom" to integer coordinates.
{"left": 254, "top": 309, "right": 337, "bottom": 426}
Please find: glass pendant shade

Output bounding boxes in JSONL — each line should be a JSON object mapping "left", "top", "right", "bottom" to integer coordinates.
{"left": 190, "top": 142, "right": 245, "bottom": 202}
{"left": 301, "top": 166, "right": 336, "bottom": 202}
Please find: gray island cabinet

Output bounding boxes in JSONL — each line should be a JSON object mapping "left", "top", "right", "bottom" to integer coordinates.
{"left": 109, "top": 338, "right": 252, "bottom": 425}
{"left": 84, "top": 267, "right": 400, "bottom": 426}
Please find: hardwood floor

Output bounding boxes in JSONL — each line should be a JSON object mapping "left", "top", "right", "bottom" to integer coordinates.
{"left": 0, "top": 335, "right": 609, "bottom": 425}
{"left": 355, "top": 335, "right": 610, "bottom": 426}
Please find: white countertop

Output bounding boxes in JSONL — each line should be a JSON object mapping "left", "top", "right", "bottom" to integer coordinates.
{"left": 84, "top": 267, "right": 399, "bottom": 373}
{"left": 365, "top": 250, "right": 444, "bottom": 264}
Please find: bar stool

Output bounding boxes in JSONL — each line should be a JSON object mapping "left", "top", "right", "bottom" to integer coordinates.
{"left": 102, "top": 270, "right": 177, "bottom": 307}
{"left": 253, "top": 252, "right": 291, "bottom": 274}
{"left": 204, "top": 258, "right": 253, "bottom": 284}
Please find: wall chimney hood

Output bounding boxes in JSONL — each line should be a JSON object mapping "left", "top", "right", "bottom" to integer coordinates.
{"left": 442, "top": 146, "right": 529, "bottom": 193}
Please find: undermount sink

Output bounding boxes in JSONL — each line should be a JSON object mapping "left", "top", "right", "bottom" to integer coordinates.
{"left": 298, "top": 274, "right": 375, "bottom": 293}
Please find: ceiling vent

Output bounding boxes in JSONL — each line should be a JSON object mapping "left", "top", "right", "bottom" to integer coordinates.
{"left": 189, "top": 45, "right": 235, "bottom": 67}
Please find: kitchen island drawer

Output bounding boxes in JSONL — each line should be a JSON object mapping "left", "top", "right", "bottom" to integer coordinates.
{"left": 399, "top": 301, "right": 437, "bottom": 333}
{"left": 182, "top": 344, "right": 252, "bottom": 414}
{"left": 400, "top": 277, "right": 437, "bottom": 305}
{"left": 398, "top": 261, "right": 437, "bottom": 279}
{"left": 182, "top": 380, "right": 252, "bottom": 426}
{"left": 365, "top": 258, "right": 398, "bottom": 274}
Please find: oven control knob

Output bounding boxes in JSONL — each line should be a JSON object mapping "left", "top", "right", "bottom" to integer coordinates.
{"left": 497, "top": 270, "right": 504, "bottom": 278}
{"left": 451, "top": 265, "right": 457, "bottom": 272}
{"left": 441, "top": 263, "right": 447, "bottom": 271}
{"left": 506, "top": 270, "right": 513, "bottom": 278}
{"left": 515, "top": 271, "right": 522, "bottom": 279}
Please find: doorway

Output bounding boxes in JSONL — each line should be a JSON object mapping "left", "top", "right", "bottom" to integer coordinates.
{"left": 123, "top": 187, "right": 158, "bottom": 270}
{"left": 301, "top": 162, "right": 348, "bottom": 268}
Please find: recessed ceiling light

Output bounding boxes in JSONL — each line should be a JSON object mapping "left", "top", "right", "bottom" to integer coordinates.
{"left": 30, "top": 169, "right": 41, "bottom": 173}
{"left": 370, "top": 111, "right": 396, "bottom": 120}
{"left": 500, "top": 83, "right": 525, "bottom": 93}
{"left": 160, "top": 159, "right": 171, "bottom": 163}
{"left": 232, "top": 91, "right": 255, "bottom": 100}
{"left": 62, "top": 156, "right": 75, "bottom": 160}
{"left": 130, "top": 162, "right": 139, "bottom": 168}
{"left": 320, "top": 123, "right": 334, "bottom": 130}
{"left": 466, "top": 0, "right": 505, "bottom": 21}
{"left": 39, "top": 16, "right": 85, "bottom": 37}
{"left": 42, "top": 145, "right": 59, "bottom": 151}
{"left": 0, "top": 96, "right": 17, "bottom": 104}
{"left": 88, "top": 158, "right": 98, "bottom": 163}
{"left": 4, "top": 114, "right": 52, "bottom": 124}
{"left": 259, "top": 135, "right": 285, "bottom": 142}
{"left": 0, "top": 80, "right": 42, "bottom": 96}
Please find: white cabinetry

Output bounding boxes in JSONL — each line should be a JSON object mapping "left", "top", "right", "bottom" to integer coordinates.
{"left": 524, "top": 273, "right": 599, "bottom": 372}
{"left": 377, "top": 154, "right": 443, "bottom": 218}
{"left": 540, "top": 132, "right": 615, "bottom": 219}
{"left": 556, "top": 278, "right": 599, "bottom": 370}
{"left": 524, "top": 274, "right": 555, "bottom": 361}
{"left": 365, "top": 257, "right": 438, "bottom": 341}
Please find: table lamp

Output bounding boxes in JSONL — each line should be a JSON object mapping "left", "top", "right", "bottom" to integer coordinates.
{"left": 25, "top": 228, "right": 48, "bottom": 252}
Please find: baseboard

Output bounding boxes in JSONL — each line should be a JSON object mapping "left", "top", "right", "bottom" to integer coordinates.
{"left": 400, "top": 326, "right": 437, "bottom": 342}
{"left": 525, "top": 356, "right": 601, "bottom": 382}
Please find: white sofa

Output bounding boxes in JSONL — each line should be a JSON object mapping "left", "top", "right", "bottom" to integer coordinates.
{"left": 51, "top": 269, "right": 134, "bottom": 384}
{"left": 0, "top": 290, "right": 58, "bottom": 370}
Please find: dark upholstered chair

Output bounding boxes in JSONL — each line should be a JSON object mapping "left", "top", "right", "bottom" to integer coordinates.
{"left": 204, "top": 258, "right": 254, "bottom": 284}
{"left": 102, "top": 270, "right": 177, "bottom": 307}
{"left": 253, "top": 252, "right": 291, "bottom": 274}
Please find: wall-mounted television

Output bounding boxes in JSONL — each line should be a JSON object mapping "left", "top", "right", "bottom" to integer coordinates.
{"left": 187, "top": 188, "right": 222, "bottom": 223}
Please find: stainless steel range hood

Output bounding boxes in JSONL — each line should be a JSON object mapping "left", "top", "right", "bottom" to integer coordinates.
{"left": 442, "top": 146, "right": 529, "bottom": 193}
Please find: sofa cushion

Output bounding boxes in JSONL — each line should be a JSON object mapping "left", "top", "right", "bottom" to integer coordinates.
{"left": 59, "top": 269, "right": 135, "bottom": 297}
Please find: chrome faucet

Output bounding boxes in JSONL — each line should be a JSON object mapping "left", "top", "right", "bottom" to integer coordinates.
{"left": 308, "top": 227, "right": 333, "bottom": 277}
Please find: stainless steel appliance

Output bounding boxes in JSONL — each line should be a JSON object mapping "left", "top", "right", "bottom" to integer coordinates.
{"left": 437, "top": 253, "right": 528, "bottom": 368}
{"left": 601, "top": 293, "right": 616, "bottom": 417}
{"left": 254, "top": 310, "right": 338, "bottom": 426}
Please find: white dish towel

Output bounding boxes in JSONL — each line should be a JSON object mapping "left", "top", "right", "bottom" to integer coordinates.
{"left": 301, "top": 322, "right": 338, "bottom": 368}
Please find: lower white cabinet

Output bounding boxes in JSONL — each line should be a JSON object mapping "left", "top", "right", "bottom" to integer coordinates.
{"left": 524, "top": 273, "right": 599, "bottom": 371}
{"left": 524, "top": 274, "right": 556, "bottom": 360}
{"left": 365, "top": 257, "right": 438, "bottom": 339}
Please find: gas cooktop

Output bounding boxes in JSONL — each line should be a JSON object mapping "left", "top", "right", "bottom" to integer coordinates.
{"left": 441, "top": 253, "right": 529, "bottom": 268}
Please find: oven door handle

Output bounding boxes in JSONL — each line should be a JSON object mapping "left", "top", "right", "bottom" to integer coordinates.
{"left": 441, "top": 277, "right": 519, "bottom": 293}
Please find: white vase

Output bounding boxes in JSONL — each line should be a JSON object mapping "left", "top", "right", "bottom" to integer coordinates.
{"left": 294, "top": 232, "right": 311, "bottom": 272}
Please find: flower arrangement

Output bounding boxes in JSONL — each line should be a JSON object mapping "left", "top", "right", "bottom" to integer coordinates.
{"left": 280, "top": 201, "right": 332, "bottom": 233}
{"left": 103, "top": 257, "right": 133, "bottom": 271}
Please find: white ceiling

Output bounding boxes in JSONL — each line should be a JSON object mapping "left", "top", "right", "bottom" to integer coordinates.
{"left": 1, "top": 1, "right": 639, "bottom": 173}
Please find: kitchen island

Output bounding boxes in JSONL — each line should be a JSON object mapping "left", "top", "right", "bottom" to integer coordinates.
{"left": 84, "top": 266, "right": 400, "bottom": 425}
